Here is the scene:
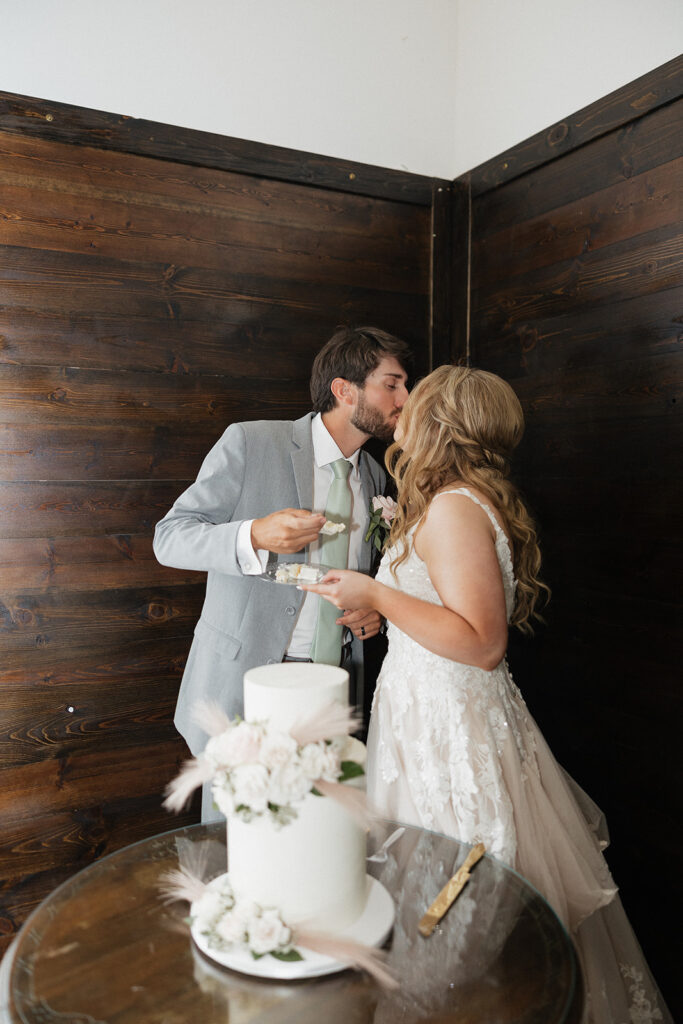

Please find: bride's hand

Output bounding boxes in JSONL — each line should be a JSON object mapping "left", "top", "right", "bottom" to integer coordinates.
{"left": 336, "top": 607, "right": 383, "bottom": 640}
{"left": 299, "top": 569, "right": 375, "bottom": 612}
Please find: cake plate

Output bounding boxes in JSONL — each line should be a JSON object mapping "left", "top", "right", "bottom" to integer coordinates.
{"left": 259, "top": 562, "right": 332, "bottom": 585}
{"left": 191, "top": 874, "right": 395, "bottom": 980}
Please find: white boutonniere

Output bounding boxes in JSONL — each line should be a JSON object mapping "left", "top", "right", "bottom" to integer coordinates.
{"left": 365, "top": 495, "right": 397, "bottom": 553}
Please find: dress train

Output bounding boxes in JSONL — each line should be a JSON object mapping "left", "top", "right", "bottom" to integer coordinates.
{"left": 367, "top": 488, "right": 672, "bottom": 1023}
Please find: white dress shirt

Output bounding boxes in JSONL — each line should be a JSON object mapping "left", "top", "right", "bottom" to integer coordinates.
{"left": 235, "top": 413, "right": 365, "bottom": 657}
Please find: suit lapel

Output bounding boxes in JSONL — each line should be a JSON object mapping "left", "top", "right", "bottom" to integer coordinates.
{"left": 358, "top": 450, "right": 376, "bottom": 572}
{"left": 291, "top": 414, "right": 314, "bottom": 509}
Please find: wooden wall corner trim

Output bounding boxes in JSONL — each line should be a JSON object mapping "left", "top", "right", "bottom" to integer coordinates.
{"left": 429, "top": 182, "right": 454, "bottom": 368}
{"left": 450, "top": 177, "right": 471, "bottom": 366}
{"left": 464, "top": 53, "right": 683, "bottom": 197}
{"left": 428, "top": 177, "right": 471, "bottom": 369}
{"left": 0, "top": 90, "right": 447, "bottom": 206}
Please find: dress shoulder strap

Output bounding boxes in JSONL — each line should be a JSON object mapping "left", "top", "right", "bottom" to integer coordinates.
{"left": 431, "top": 487, "right": 502, "bottom": 535}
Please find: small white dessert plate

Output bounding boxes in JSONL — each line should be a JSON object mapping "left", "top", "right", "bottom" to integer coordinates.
{"left": 259, "top": 562, "right": 332, "bottom": 586}
{"left": 191, "top": 874, "right": 395, "bottom": 981}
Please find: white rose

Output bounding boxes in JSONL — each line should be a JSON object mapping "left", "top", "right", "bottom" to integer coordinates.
{"left": 207, "top": 722, "right": 263, "bottom": 769}
{"left": 268, "top": 760, "right": 311, "bottom": 807}
{"left": 318, "top": 745, "right": 342, "bottom": 782}
{"left": 249, "top": 909, "right": 292, "bottom": 955}
{"left": 215, "top": 908, "right": 247, "bottom": 945}
{"left": 191, "top": 889, "right": 225, "bottom": 933}
{"left": 211, "top": 776, "right": 236, "bottom": 817}
{"left": 259, "top": 730, "right": 298, "bottom": 771}
{"left": 298, "top": 742, "right": 328, "bottom": 781}
{"left": 206, "top": 874, "right": 233, "bottom": 898}
{"left": 328, "top": 735, "right": 350, "bottom": 759}
{"left": 231, "top": 763, "right": 270, "bottom": 813}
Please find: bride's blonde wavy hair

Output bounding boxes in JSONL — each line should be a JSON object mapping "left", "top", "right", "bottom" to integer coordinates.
{"left": 386, "top": 364, "right": 550, "bottom": 633}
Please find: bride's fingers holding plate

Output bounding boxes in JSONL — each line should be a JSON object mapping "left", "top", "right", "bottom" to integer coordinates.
{"left": 299, "top": 569, "right": 374, "bottom": 612}
{"left": 298, "top": 576, "right": 344, "bottom": 609}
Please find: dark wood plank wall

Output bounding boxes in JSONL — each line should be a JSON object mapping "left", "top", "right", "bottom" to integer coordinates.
{"left": 0, "top": 94, "right": 438, "bottom": 955}
{"left": 459, "top": 57, "right": 682, "bottom": 1012}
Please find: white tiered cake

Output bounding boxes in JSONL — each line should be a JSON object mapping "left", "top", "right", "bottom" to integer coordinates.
{"left": 227, "top": 662, "right": 367, "bottom": 931}
{"left": 164, "top": 661, "right": 395, "bottom": 980}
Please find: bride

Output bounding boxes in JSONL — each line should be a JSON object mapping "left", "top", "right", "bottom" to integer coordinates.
{"left": 302, "top": 364, "right": 671, "bottom": 1024}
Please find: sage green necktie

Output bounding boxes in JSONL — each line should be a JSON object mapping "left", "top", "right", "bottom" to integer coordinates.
{"left": 310, "top": 458, "right": 352, "bottom": 665}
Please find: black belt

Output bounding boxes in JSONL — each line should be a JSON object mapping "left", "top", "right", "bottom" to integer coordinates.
{"left": 283, "top": 641, "right": 352, "bottom": 666}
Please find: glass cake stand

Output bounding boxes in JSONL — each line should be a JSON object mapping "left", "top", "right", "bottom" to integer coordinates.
{"left": 0, "top": 820, "right": 583, "bottom": 1024}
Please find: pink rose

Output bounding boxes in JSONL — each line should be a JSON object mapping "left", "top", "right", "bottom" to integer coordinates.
{"left": 259, "top": 730, "right": 298, "bottom": 770}
{"left": 249, "top": 909, "right": 292, "bottom": 955}
{"left": 231, "top": 763, "right": 270, "bottom": 813}
{"left": 372, "top": 495, "right": 398, "bottom": 523}
{"left": 207, "top": 722, "right": 263, "bottom": 769}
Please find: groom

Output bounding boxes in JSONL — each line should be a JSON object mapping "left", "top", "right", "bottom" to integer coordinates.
{"left": 153, "top": 325, "right": 410, "bottom": 820}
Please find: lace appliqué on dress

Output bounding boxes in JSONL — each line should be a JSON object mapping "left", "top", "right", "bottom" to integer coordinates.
{"left": 367, "top": 488, "right": 673, "bottom": 1024}
{"left": 620, "top": 964, "right": 664, "bottom": 1023}
{"left": 370, "top": 488, "right": 533, "bottom": 863}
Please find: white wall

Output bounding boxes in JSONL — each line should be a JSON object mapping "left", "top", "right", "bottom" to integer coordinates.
{"left": 2, "top": 0, "right": 458, "bottom": 178}
{"left": 2, "top": 0, "right": 682, "bottom": 179}
{"left": 452, "top": 0, "right": 683, "bottom": 177}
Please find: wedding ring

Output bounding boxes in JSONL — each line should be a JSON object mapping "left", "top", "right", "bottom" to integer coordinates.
{"left": 361, "top": 626, "right": 366, "bottom": 636}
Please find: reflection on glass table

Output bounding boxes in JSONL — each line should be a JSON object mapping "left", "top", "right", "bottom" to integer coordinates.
{"left": 0, "top": 819, "right": 582, "bottom": 1023}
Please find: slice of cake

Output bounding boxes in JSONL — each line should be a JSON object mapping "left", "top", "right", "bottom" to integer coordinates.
{"left": 319, "top": 520, "right": 346, "bottom": 536}
{"left": 273, "top": 562, "right": 325, "bottom": 584}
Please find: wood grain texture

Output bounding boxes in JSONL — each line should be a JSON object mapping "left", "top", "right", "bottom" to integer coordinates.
{"left": 467, "top": 288, "right": 682, "bottom": 380}
{"left": 0, "top": 535, "right": 203, "bottom": 589}
{"left": 467, "top": 70, "right": 682, "bottom": 1014}
{"left": 0, "top": 92, "right": 448, "bottom": 205}
{"left": 0, "top": 481, "right": 189, "bottom": 537}
{"left": 0, "top": 423, "right": 226, "bottom": 481}
{"left": 0, "top": 92, "right": 433, "bottom": 955}
{"left": 474, "top": 155, "right": 683, "bottom": 284}
{"left": 473, "top": 97, "right": 683, "bottom": 239}
{"left": 0, "top": 363, "right": 313, "bottom": 425}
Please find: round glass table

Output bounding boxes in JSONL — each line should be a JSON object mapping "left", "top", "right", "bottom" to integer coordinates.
{"left": 0, "top": 820, "right": 582, "bottom": 1023}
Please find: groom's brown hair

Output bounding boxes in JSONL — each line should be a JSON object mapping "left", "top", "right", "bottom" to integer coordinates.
{"left": 310, "top": 325, "right": 411, "bottom": 413}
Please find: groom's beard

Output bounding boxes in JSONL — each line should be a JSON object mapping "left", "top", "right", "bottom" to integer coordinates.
{"left": 351, "top": 391, "right": 399, "bottom": 443}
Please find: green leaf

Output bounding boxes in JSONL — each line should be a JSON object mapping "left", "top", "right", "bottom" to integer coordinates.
{"left": 311, "top": 786, "right": 323, "bottom": 797}
{"left": 374, "top": 533, "right": 382, "bottom": 552}
{"left": 339, "top": 760, "right": 365, "bottom": 781}
{"left": 271, "top": 949, "right": 304, "bottom": 962}
{"left": 251, "top": 950, "right": 266, "bottom": 960}
{"left": 365, "top": 510, "right": 382, "bottom": 542}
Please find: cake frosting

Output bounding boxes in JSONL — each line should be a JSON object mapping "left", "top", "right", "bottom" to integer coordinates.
{"left": 273, "top": 562, "right": 325, "bottom": 583}
{"left": 227, "top": 663, "right": 367, "bottom": 931}
{"left": 163, "top": 661, "right": 374, "bottom": 965}
{"left": 319, "top": 520, "right": 346, "bottom": 535}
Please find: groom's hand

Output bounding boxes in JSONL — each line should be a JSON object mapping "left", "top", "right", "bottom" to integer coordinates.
{"left": 251, "top": 509, "right": 326, "bottom": 553}
{"left": 336, "top": 608, "right": 383, "bottom": 640}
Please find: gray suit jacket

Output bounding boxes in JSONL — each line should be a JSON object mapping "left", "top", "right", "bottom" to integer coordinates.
{"left": 153, "top": 413, "right": 385, "bottom": 754}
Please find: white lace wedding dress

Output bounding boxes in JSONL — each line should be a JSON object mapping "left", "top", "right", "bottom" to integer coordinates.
{"left": 367, "top": 488, "right": 672, "bottom": 1023}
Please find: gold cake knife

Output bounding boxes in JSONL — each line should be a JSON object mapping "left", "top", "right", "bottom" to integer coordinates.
{"left": 418, "top": 842, "right": 486, "bottom": 937}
